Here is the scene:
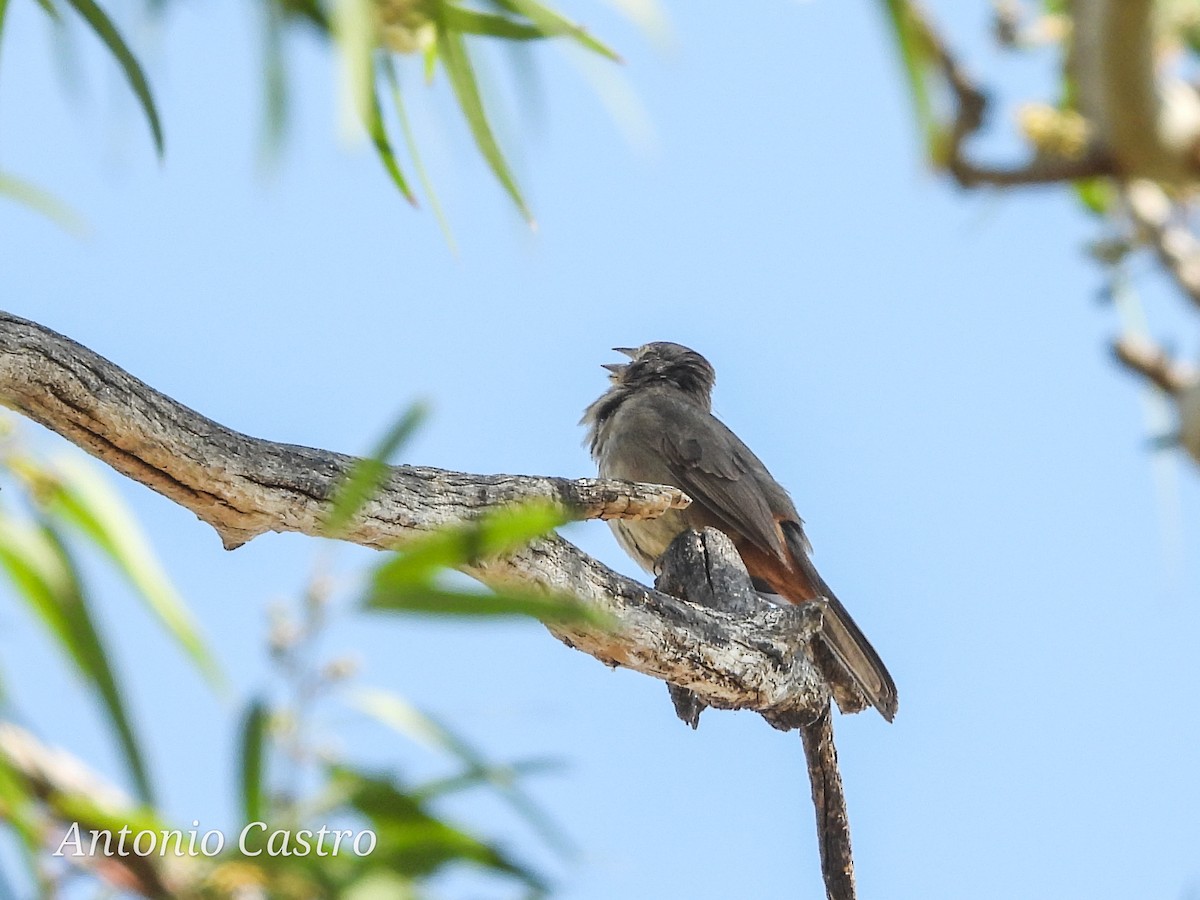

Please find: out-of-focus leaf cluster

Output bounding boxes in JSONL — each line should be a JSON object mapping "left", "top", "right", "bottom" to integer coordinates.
{"left": 281, "top": 0, "right": 619, "bottom": 224}
{"left": 875, "top": 0, "right": 1200, "bottom": 218}
{"left": 0, "top": 0, "right": 621, "bottom": 229}
{"left": 0, "top": 407, "right": 586, "bottom": 896}
{"left": 0, "top": 419, "right": 222, "bottom": 806}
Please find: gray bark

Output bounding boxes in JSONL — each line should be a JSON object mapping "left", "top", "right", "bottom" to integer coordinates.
{"left": 654, "top": 529, "right": 856, "bottom": 900}
{"left": 0, "top": 311, "right": 850, "bottom": 724}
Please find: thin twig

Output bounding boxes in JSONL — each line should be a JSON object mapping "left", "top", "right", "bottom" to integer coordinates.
{"left": 908, "top": 1, "right": 1116, "bottom": 188}
{"left": 1112, "top": 333, "right": 1197, "bottom": 396}
{"left": 801, "top": 706, "right": 855, "bottom": 900}
{"left": 1124, "top": 180, "right": 1200, "bottom": 310}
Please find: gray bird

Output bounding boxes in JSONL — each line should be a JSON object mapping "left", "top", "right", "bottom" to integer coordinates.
{"left": 582, "top": 342, "right": 897, "bottom": 721}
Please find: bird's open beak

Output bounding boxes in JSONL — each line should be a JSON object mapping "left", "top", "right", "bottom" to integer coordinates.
{"left": 612, "top": 347, "right": 637, "bottom": 358}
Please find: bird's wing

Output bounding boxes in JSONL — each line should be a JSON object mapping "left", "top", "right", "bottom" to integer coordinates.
{"left": 659, "top": 416, "right": 787, "bottom": 563}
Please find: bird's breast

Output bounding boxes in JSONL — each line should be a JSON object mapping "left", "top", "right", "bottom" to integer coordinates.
{"left": 608, "top": 510, "right": 695, "bottom": 574}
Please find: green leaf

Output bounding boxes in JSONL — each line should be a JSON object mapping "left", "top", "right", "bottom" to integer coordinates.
{"left": 382, "top": 58, "right": 458, "bottom": 252}
{"left": 352, "top": 688, "right": 573, "bottom": 857}
{"left": 277, "top": 0, "right": 329, "bottom": 31}
{"left": 373, "top": 502, "right": 566, "bottom": 585}
{"left": 435, "top": 20, "right": 533, "bottom": 223}
{"left": 35, "top": 455, "right": 224, "bottom": 690}
{"left": 494, "top": 0, "right": 621, "bottom": 62}
{"left": 44, "top": 789, "right": 166, "bottom": 845}
{"left": 332, "top": 0, "right": 377, "bottom": 132}
{"left": 415, "top": 757, "right": 563, "bottom": 800}
{"left": 876, "top": 0, "right": 938, "bottom": 155}
{"left": 0, "top": 749, "right": 41, "bottom": 876}
{"left": 367, "top": 583, "right": 605, "bottom": 624}
{"left": 325, "top": 403, "right": 428, "bottom": 535}
{"left": 342, "top": 871, "right": 418, "bottom": 900}
{"left": 0, "top": 515, "right": 155, "bottom": 803}
{"left": 443, "top": 6, "right": 544, "bottom": 41}
{"left": 1073, "top": 177, "right": 1114, "bottom": 215}
{"left": 31, "top": 0, "right": 61, "bottom": 22}
{"left": 327, "top": 766, "right": 546, "bottom": 888}
{"left": 261, "top": 0, "right": 290, "bottom": 164}
{"left": 366, "top": 76, "right": 419, "bottom": 206}
{"left": 60, "top": 0, "right": 164, "bottom": 157}
{"left": 239, "top": 698, "right": 269, "bottom": 825}
{"left": 0, "top": 0, "right": 8, "bottom": 66}
{"left": 0, "top": 171, "right": 88, "bottom": 237}
{"left": 423, "top": 31, "right": 438, "bottom": 83}
{"left": 366, "top": 503, "right": 608, "bottom": 624}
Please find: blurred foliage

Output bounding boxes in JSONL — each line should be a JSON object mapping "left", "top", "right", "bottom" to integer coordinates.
{"left": 877, "top": 0, "right": 944, "bottom": 162}
{"left": 364, "top": 503, "right": 610, "bottom": 626}
{"left": 0, "top": 418, "right": 222, "bottom": 805}
{"left": 874, "top": 0, "right": 1200, "bottom": 218}
{"left": 0, "top": 408, "right": 580, "bottom": 897}
{"left": 0, "top": 0, "right": 623, "bottom": 228}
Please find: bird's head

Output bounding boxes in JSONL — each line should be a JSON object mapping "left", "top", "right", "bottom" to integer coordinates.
{"left": 581, "top": 343, "right": 717, "bottom": 452}
{"left": 601, "top": 342, "right": 716, "bottom": 402}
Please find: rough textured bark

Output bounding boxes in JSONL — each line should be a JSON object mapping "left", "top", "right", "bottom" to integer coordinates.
{"left": 801, "top": 706, "right": 855, "bottom": 900}
{"left": 0, "top": 311, "right": 851, "bottom": 724}
{"left": 656, "top": 528, "right": 778, "bottom": 728}
{"left": 656, "top": 529, "right": 856, "bottom": 900}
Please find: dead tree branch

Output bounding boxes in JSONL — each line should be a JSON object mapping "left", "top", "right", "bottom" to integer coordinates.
{"left": 1112, "top": 333, "right": 1198, "bottom": 396}
{"left": 904, "top": 1, "right": 1116, "bottom": 189}
{"left": 0, "top": 723, "right": 179, "bottom": 896}
{"left": 1124, "top": 180, "right": 1200, "bottom": 310}
{"left": 801, "top": 706, "right": 854, "bottom": 900}
{"left": 906, "top": 0, "right": 1200, "bottom": 189}
{"left": 0, "top": 311, "right": 854, "bottom": 725}
{"left": 654, "top": 528, "right": 857, "bottom": 900}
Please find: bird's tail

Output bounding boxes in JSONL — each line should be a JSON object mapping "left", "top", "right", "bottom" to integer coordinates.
{"left": 782, "top": 522, "right": 898, "bottom": 722}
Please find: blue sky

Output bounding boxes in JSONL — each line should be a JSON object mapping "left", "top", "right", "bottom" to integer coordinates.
{"left": 3, "top": 1, "right": 1200, "bottom": 898}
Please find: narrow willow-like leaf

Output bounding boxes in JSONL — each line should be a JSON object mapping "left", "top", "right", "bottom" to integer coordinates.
{"left": 365, "top": 74, "right": 419, "bottom": 204}
{"left": 328, "top": 766, "right": 547, "bottom": 888}
{"left": 279, "top": 0, "right": 329, "bottom": 30}
{"left": 60, "top": 0, "right": 164, "bottom": 156}
{"left": 416, "top": 757, "right": 562, "bottom": 798}
{"left": 239, "top": 698, "right": 268, "bottom": 825}
{"left": 0, "top": 516, "right": 155, "bottom": 803}
{"left": 325, "top": 402, "right": 427, "bottom": 534}
{"left": 423, "top": 31, "right": 438, "bottom": 83}
{"left": 341, "top": 871, "right": 416, "bottom": 900}
{"left": 41, "top": 786, "right": 167, "bottom": 847}
{"left": 366, "top": 583, "right": 606, "bottom": 625}
{"left": 436, "top": 20, "right": 533, "bottom": 223}
{"left": 39, "top": 456, "right": 223, "bottom": 689}
{"left": 370, "top": 502, "right": 564, "bottom": 585}
{"left": 443, "top": 6, "right": 543, "bottom": 41}
{"left": 495, "top": 0, "right": 620, "bottom": 61}
{"left": 332, "top": 0, "right": 376, "bottom": 133}
{"left": 261, "top": 0, "right": 290, "bottom": 163}
{"left": 0, "top": 754, "right": 40, "bottom": 881}
{"left": 382, "top": 57, "right": 457, "bottom": 251}
{"left": 352, "top": 688, "right": 574, "bottom": 857}
{"left": 877, "top": 0, "right": 937, "bottom": 153}
{"left": 0, "top": 0, "right": 8, "bottom": 67}
{"left": 31, "top": 0, "right": 60, "bottom": 21}
{"left": 0, "top": 171, "right": 88, "bottom": 236}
